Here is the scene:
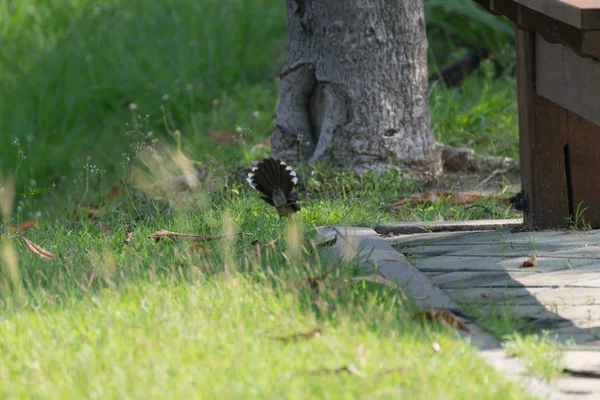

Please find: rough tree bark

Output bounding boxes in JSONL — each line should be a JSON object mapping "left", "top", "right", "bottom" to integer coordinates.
{"left": 271, "top": 0, "right": 441, "bottom": 180}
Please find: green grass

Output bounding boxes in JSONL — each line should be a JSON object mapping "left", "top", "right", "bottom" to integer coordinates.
{"left": 0, "top": 185, "right": 534, "bottom": 398}
{"left": 504, "top": 331, "right": 569, "bottom": 380}
{"left": 0, "top": 275, "right": 533, "bottom": 399}
{"left": 0, "top": 0, "right": 286, "bottom": 194}
{"left": 431, "top": 68, "right": 519, "bottom": 159}
{"left": 0, "top": 0, "right": 549, "bottom": 398}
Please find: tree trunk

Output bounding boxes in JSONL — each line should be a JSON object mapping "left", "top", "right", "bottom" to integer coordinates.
{"left": 272, "top": 0, "right": 441, "bottom": 180}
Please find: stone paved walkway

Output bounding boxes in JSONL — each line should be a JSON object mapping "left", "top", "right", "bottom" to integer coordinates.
{"left": 386, "top": 226, "right": 600, "bottom": 399}
{"left": 317, "top": 223, "right": 600, "bottom": 399}
{"left": 386, "top": 228, "right": 600, "bottom": 345}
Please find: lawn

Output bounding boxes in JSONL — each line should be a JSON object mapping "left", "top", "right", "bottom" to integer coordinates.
{"left": 0, "top": 0, "right": 540, "bottom": 398}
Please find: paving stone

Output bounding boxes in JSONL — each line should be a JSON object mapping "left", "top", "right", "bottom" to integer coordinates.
{"left": 554, "top": 376, "right": 600, "bottom": 398}
{"left": 413, "top": 255, "right": 593, "bottom": 274}
{"left": 562, "top": 342, "right": 600, "bottom": 370}
{"left": 486, "top": 269, "right": 600, "bottom": 289}
{"left": 504, "top": 288, "right": 600, "bottom": 307}
{"left": 551, "top": 327, "right": 600, "bottom": 344}
{"left": 446, "top": 286, "right": 543, "bottom": 303}
{"left": 431, "top": 270, "right": 535, "bottom": 289}
{"left": 375, "top": 219, "right": 523, "bottom": 235}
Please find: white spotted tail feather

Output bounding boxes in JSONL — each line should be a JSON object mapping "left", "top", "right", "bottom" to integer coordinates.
{"left": 247, "top": 158, "right": 301, "bottom": 217}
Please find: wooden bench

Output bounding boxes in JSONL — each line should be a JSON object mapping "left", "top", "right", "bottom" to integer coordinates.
{"left": 474, "top": 0, "right": 600, "bottom": 230}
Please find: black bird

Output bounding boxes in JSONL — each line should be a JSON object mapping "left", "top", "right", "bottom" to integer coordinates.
{"left": 247, "top": 158, "right": 301, "bottom": 217}
{"left": 429, "top": 47, "right": 494, "bottom": 88}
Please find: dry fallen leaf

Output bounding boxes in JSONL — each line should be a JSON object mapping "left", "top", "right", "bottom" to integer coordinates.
{"left": 273, "top": 328, "right": 321, "bottom": 342}
{"left": 521, "top": 255, "right": 538, "bottom": 268}
{"left": 387, "top": 191, "right": 509, "bottom": 211}
{"left": 148, "top": 229, "right": 250, "bottom": 243}
{"left": 9, "top": 220, "right": 37, "bottom": 232}
{"left": 19, "top": 236, "right": 55, "bottom": 261}
{"left": 310, "top": 365, "right": 360, "bottom": 376}
{"left": 185, "top": 243, "right": 213, "bottom": 255}
{"left": 415, "top": 309, "right": 472, "bottom": 334}
{"left": 432, "top": 341, "right": 441, "bottom": 352}
{"left": 481, "top": 293, "right": 491, "bottom": 299}
{"left": 250, "top": 236, "right": 280, "bottom": 248}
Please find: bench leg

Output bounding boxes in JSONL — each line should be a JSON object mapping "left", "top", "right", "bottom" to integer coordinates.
{"left": 516, "top": 28, "right": 570, "bottom": 229}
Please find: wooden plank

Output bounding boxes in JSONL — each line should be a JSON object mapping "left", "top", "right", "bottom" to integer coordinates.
{"left": 531, "top": 96, "right": 570, "bottom": 227}
{"left": 583, "top": 30, "right": 600, "bottom": 54}
{"left": 567, "top": 111, "right": 600, "bottom": 227}
{"left": 476, "top": 0, "right": 600, "bottom": 58}
{"left": 516, "top": 28, "right": 537, "bottom": 230}
{"left": 536, "top": 35, "right": 600, "bottom": 127}
{"left": 512, "top": 0, "right": 600, "bottom": 29}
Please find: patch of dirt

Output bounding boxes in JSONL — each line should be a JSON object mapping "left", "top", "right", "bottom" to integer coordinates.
{"left": 425, "top": 167, "right": 521, "bottom": 194}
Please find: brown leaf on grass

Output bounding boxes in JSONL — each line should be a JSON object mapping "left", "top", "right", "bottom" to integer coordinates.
{"left": 273, "top": 328, "right": 321, "bottom": 342}
{"left": 481, "top": 293, "right": 491, "bottom": 299}
{"left": 563, "top": 368, "right": 600, "bottom": 379}
{"left": 9, "top": 220, "right": 37, "bottom": 232}
{"left": 415, "top": 310, "right": 472, "bottom": 334}
{"left": 124, "top": 230, "right": 134, "bottom": 246}
{"left": 353, "top": 275, "right": 400, "bottom": 289}
{"left": 289, "top": 265, "right": 337, "bottom": 289}
{"left": 521, "top": 255, "right": 538, "bottom": 268}
{"left": 185, "top": 243, "right": 213, "bottom": 255}
{"left": 207, "top": 129, "right": 234, "bottom": 146}
{"left": 148, "top": 229, "right": 250, "bottom": 243}
{"left": 386, "top": 191, "right": 510, "bottom": 211}
{"left": 310, "top": 364, "right": 360, "bottom": 376}
{"left": 19, "top": 236, "right": 55, "bottom": 261}
{"left": 250, "top": 236, "right": 280, "bottom": 248}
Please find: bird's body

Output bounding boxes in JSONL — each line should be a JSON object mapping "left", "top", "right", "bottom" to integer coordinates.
{"left": 247, "top": 158, "right": 301, "bottom": 217}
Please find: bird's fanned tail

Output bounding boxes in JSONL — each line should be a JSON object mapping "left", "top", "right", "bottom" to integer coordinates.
{"left": 247, "top": 158, "right": 301, "bottom": 217}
